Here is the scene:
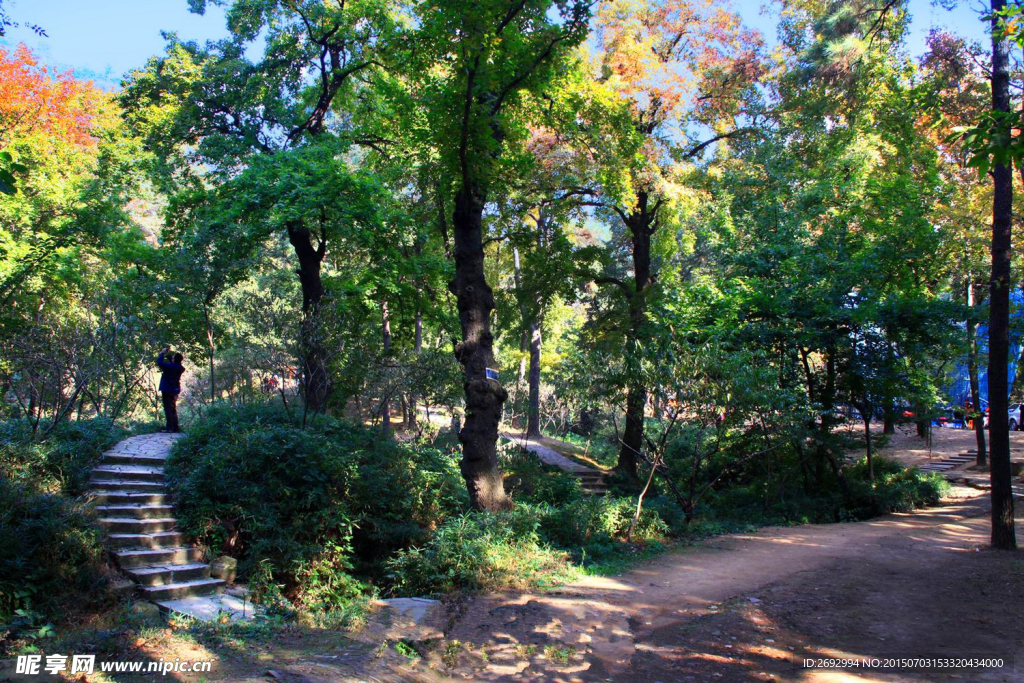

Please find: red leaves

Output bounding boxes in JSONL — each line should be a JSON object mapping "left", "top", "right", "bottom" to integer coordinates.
{"left": 0, "top": 43, "right": 105, "bottom": 149}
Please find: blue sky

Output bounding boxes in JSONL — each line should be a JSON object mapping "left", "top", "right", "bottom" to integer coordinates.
{"left": 0, "top": 0, "right": 992, "bottom": 90}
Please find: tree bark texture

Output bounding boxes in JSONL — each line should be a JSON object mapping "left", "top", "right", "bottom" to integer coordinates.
{"left": 450, "top": 187, "right": 510, "bottom": 511}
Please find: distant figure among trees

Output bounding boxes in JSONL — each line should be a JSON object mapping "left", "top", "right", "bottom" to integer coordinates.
{"left": 156, "top": 347, "right": 185, "bottom": 433}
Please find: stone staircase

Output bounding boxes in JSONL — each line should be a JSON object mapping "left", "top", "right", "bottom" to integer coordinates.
{"left": 917, "top": 449, "right": 1024, "bottom": 499}
{"left": 917, "top": 452, "right": 975, "bottom": 474}
{"left": 88, "top": 434, "right": 226, "bottom": 603}
{"left": 572, "top": 469, "right": 609, "bottom": 496}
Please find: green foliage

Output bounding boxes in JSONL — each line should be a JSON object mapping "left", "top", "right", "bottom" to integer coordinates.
{"left": 166, "top": 403, "right": 467, "bottom": 601}
{"left": 0, "top": 418, "right": 126, "bottom": 496}
{"left": 706, "top": 455, "right": 951, "bottom": 526}
{"left": 385, "top": 507, "right": 570, "bottom": 595}
{"left": 500, "top": 445, "right": 584, "bottom": 506}
{"left": 537, "top": 496, "right": 669, "bottom": 557}
{"left": 0, "top": 478, "right": 113, "bottom": 633}
{"left": 0, "top": 151, "right": 26, "bottom": 195}
{"left": 842, "top": 457, "right": 952, "bottom": 519}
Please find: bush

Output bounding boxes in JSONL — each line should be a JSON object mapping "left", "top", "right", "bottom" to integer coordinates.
{"left": 705, "top": 455, "right": 950, "bottom": 525}
{"left": 842, "top": 456, "right": 951, "bottom": 519}
{"left": 166, "top": 403, "right": 467, "bottom": 608}
{"left": 386, "top": 507, "right": 570, "bottom": 595}
{"left": 0, "top": 418, "right": 126, "bottom": 496}
{"left": 0, "top": 478, "right": 114, "bottom": 636}
{"left": 538, "top": 496, "right": 669, "bottom": 555}
{"left": 500, "top": 445, "right": 584, "bottom": 507}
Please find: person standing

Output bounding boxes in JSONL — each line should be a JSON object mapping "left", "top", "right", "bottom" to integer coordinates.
{"left": 156, "top": 347, "right": 185, "bottom": 433}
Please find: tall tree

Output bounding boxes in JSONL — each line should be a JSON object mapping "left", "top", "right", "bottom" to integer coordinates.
{"left": 401, "top": 0, "right": 590, "bottom": 510}
{"left": 570, "top": 0, "right": 763, "bottom": 479}
{"left": 121, "top": 0, "right": 395, "bottom": 413}
{"left": 986, "top": 0, "right": 1017, "bottom": 549}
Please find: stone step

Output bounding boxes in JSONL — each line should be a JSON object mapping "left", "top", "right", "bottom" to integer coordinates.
{"left": 115, "top": 546, "right": 204, "bottom": 569}
{"left": 94, "top": 504, "right": 175, "bottom": 520}
{"left": 107, "top": 531, "right": 186, "bottom": 550}
{"left": 91, "top": 465, "right": 165, "bottom": 483}
{"left": 98, "top": 517, "right": 177, "bottom": 534}
{"left": 143, "top": 577, "right": 225, "bottom": 601}
{"left": 101, "top": 452, "right": 168, "bottom": 466}
{"left": 89, "top": 479, "right": 167, "bottom": 493}
{"left": 966, "top": 449, "right": 1024, "bottom": 454}
{"left": 126, "top": 563, "right": 210, "bottom": 587}
{"left": 90, "top": 491, "right": 169, "bottom": 506}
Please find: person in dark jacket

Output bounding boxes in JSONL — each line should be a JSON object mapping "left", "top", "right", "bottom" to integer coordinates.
{"left": 156, "top": 347, "right": 185, "bottom": 433}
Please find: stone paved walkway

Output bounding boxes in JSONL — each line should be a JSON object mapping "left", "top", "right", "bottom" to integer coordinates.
{"left": 502, "top": 432, "right": 609, "bottom": 495}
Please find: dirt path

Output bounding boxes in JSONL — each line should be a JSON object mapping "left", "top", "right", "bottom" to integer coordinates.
{"left": 414, "top": 488, "right": 1021, "bottom": 682}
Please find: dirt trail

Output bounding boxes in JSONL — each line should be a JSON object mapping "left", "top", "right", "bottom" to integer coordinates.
{"left": 413, "top": 488, "right": 1020, "bottom": 682}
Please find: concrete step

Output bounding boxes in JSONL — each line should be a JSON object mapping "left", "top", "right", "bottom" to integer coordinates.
{"left": 90, "top": 491, "right": 169, "bottom": 506}
{"left": 107, "top": 531, "right": 186, "bottom": 549}
{"left": 89, "top": 479, "right": 167, "bottom": 493}
{"left": 115, "top": 546, "right": 204, "bottom": 569}
{"left": 143, "top": 577, "right": 224, "bottom": 600}
{"left": 91, "top": 465, "right": 165, "bottom": 483}
{"left": 126, "top": 563, "right": 210, "bottom": 587}
{"left": 98, "top": 517, "right": 177, "bottom": 534}
{"left": 101, "top": 452, "right": 168, "bottom": 466}
{"left": 966, "top": 449, "right": 1024, "bottom": 454}
{"left": 94, "top": 504, "right": 175, "bottom": 519}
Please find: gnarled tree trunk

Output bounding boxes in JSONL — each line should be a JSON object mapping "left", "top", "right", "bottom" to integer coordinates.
{"left": 450, "top": 186, "right": 509, "bottom": 511}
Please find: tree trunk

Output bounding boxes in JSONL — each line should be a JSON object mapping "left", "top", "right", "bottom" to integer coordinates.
{"left": 381, "top": 300, "right": 392, "bottom": 438}
{"left": 967, "top": 277, "right": 988, "bottom": 466}
{"left": 987, "top": 0, "right": 1017, "bottom": 550}
{"left": 617, "top": 191, "right": 655, "bottom": 480}
{"left": 526, "top": 319, "right": 542, "bottom": 438}
{"left": 883, "top": 403, "right": 895, "bottom": 434}
{"left": 450, "top": 186, "right": 509, "bottom": 511}
{"left": 203, "top": 305, "right": 216, "bottom": 402}
{"left": 288, "top": 222, "right": 330, "bottom": 415}
{"left": 864, "top": 413, "right": 874, "bottom": 481}
{"left": 409, "top": 309, "right": 422, "bottom": 429}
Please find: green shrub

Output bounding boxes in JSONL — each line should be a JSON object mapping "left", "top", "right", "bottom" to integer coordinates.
{"left": 538, "top": 496, "right": 669, "bottom": 554}
{"left": 501, "top": 445, "right": 584, "bottom": 506}
{"left": 385, "top": 507, "right": 570, "bottom": 595}
{"left": 0, "top": 418, "right": 126, "bottom": 496}
{"left": 0, "top": 478, "right": 114, "bottom": 635}
{"left": 841, "top": 456, "right": 950, "bottom": 519}
{"left": 705, "top": 455, "right": 950, "bottom": 525}
{"left": 166, "top": 403, "right": 467, "bottom": 603}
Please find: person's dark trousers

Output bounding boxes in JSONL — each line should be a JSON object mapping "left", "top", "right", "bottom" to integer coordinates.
{"left": 161, "top": 392, "right": 179, "bottom": 432}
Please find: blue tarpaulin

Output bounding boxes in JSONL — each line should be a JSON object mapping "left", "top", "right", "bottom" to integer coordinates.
{"left": 946, "top": 290, "right": 1024, "bottom": 407}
